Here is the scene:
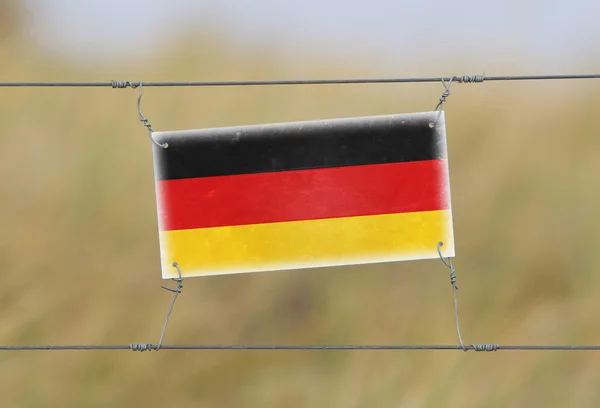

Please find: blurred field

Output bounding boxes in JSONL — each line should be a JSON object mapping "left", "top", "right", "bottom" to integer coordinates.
{"left": 2, "top": 3, "right": 600, "bottom": 407}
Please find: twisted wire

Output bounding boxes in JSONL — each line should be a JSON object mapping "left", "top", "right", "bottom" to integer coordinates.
{"left": 429, "top": 77, "right": 456, "bottom": 128}
{"left": 470, "top": 344, "right": 499, "bottom": 352}
{"left": 437, "top": 242, "right": 466, "bottom": 350}
{"left": 130, "top": 343, "right": 154, "bottom": 352}
{"left": 455, "top": 74, "right": 485, "bottom": 83}
{"left": 111, "top": 80, "right": 138, "bottom": 89}
{"left": 135, "top": 82, "right": 167, "bottom": 148}
{"left": 156, "top": 262, "right": 184, "bottom": 350}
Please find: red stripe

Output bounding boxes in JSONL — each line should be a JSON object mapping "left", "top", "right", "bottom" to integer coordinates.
{"left": 156, "top": 160, "right": 450, "bottom": 231}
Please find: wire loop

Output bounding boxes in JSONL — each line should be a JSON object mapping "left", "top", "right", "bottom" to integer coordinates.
{"left": 161, "top": 262, "right": 184, "bottom": 294}
{"left": 136, "top": 82, "right": 168, "bottom": 149}
{"left": 429, "top": 78, "right": 453, "bottom": 128}
{"left": 437, "top": 242, "right": 458, "bottom": 290}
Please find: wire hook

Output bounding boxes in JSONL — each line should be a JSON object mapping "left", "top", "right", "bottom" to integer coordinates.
{"left": 429, "top": 77, "right": 454, "bottom": 128}
{"left": 137, "top": 82, "right": 168, "bottom": 149}
{"left": 161, "top": 261, "right": 184, "bottom": 294}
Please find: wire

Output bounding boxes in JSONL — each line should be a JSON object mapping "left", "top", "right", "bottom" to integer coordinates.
{"left": 435, "top": 242, "right": 467, "bottom": 351}
{"left": 1, "top": 344, "right": 600, "bottom": 351}
{"left": 156, "top": 262, "right": 184, "bottom": 350}
{"left": 0, "top": 74, "right": 600, "bottom": 87}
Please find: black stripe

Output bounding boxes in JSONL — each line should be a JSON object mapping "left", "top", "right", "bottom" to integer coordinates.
{"left": 153, "top": 112, "right": 447, "bottom": 180}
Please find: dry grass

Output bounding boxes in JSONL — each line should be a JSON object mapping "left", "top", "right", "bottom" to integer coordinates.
{"left": 2, "top": 11, "right": 600, "bottom": 407}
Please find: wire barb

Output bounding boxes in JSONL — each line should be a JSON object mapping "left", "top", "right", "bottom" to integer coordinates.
{"left": 156, "top": 262, "right": 184, "bottom": 351}
{"left": 470, "top": 344, "right": 499, "bottom": 352}
{"left": 136, "top": 82, "right": 168, "bottom": 149}
{"left": 130, "top": 343, "right": 154, "bottom": 352}
{"left": 111, "top": 80, "right": 138, "bottom": 89}
{"left": 455, "top": 74, "right": 485, "bottom": 83}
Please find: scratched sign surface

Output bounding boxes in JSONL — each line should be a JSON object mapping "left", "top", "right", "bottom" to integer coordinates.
{"left": 151, "top": 111, "right": 454, "bottom": 279}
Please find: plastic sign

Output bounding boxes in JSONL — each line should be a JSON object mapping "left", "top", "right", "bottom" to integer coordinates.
{"left": 151, "top": 111, "right": 455, "bottom": 279}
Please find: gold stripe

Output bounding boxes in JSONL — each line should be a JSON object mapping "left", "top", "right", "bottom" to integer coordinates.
{"left": 158, "top": 210, "right": 454, "bottom": 278}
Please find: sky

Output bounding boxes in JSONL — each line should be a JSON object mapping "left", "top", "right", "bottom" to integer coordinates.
{"left": 19, "top": 0, "right": 600, "bottom": 72}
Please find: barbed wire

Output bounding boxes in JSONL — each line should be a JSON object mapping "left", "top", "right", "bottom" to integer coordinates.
{"left": 2, "top": 73, "right": 599, "bottom": 354}
{"left": 1, "top": 344, "right": 600, "bottom": 352}
{"left": 0, "top": 73, "right": 599, "bottom": 88}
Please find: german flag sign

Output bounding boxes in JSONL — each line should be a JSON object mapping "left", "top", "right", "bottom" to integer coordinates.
{"left": 152, "top": 111, "right": 455, "bottom": 279}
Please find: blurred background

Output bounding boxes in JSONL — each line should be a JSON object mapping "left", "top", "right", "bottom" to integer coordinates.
{"left": 1, "top": 0, "right": 600, "bottom": 406}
